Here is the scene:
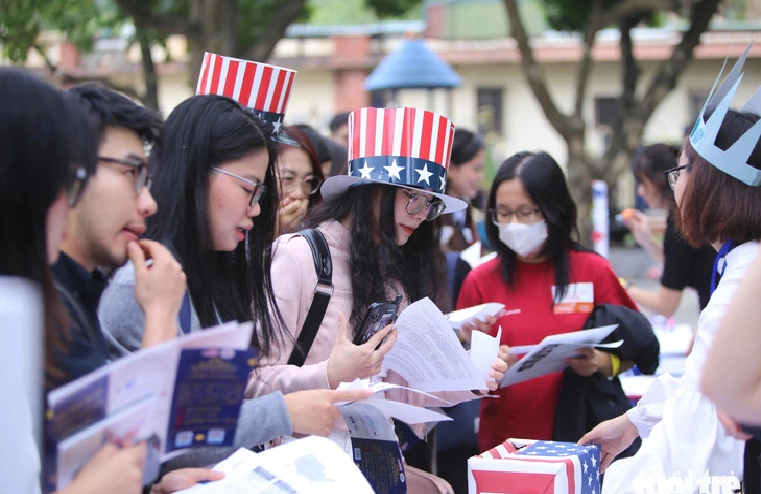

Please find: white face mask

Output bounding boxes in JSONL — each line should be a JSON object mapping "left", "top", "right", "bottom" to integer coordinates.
{"left": 496, "top": 220, "right": 548, "bottom": 257}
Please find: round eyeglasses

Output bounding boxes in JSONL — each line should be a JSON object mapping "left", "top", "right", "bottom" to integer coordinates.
{"left": 212, "top": 167, "right": 267, "bottom": 208}
{"left": 281, "top": 175, "right": 323, "bottom": 196}
{"left": 405, "top": 191, "right": 446, "bottom": 221}
{"left": 489, "top": 207, "right": 541, "bottom": 225}
{"left": 98, "top": 156, "right": 152, "bottom": 193}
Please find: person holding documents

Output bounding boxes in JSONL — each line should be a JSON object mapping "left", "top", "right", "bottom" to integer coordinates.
{"left": 457, "top": 151, "right": 637, "bottom": 452}
{"left": 580, "top": 47, "right": 761, "bottom": 492}
{"left": 251, "top": 107, "right": 508, "bottom": 493}
{"left": 0, "top": 68, "right": 154, "bottom": 494}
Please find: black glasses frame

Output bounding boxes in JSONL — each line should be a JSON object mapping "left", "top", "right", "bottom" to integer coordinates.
{"left": 98, "top": 156, "right": 152, "bottom": 193}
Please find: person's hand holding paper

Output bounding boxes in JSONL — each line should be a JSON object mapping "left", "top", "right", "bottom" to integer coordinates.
{"left": 470, "top": 328, "right": 509, "bottom": 392}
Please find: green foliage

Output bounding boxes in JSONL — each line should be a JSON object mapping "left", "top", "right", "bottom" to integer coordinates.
{"left": 0, "top": 0, "right": 122, "bottom": 62}
{"left": 364, "top": 0, "right": 423, "bottom": 17}
{"left": 307, "top": 0, "right": 422, "bottom": 24}
{"left": 543, "top": 0, "right": 659, "bottom": 32}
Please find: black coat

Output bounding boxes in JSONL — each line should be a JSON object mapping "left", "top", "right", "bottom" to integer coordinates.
{"left": 552, "top": 304, "right": 660, "bottom": 458}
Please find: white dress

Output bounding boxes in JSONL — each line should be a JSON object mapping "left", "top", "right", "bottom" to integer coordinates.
{"left": 601, "top": 242, "right": 758, "bottom": 494}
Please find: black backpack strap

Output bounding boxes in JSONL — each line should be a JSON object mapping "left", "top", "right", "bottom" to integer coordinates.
{"left": 287, "top": 228, "right": 333, "bottom": 367}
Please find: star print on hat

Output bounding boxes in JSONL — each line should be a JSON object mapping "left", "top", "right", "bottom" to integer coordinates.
{"left": 320, "top": 106, "right": 467, "bottom": 214}
{"left": 196, "top": 52, "right": 297, "bottom": 144}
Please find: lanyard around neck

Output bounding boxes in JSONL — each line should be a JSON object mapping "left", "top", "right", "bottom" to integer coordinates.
{"left": 711, "top": 239, "right": 735, "bottom": 295}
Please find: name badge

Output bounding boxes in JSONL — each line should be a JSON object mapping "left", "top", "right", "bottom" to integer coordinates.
{"left": 552, "top": 282, "right": 594, "bottom": 315}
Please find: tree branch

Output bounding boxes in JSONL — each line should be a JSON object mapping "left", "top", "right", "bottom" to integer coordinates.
{"left": 31, "top": 43, "right": 57, "bottom": 73}
{"left": 574, "top": 0, "right": 604, "bottom": 118}
{"left": 502, "top": 0, "right": 575, "bottom": 138}
{"left": 589, "top": 0, "right": 679, "bottom": 33}
{"left": 116, "top": 0, "right": 194, "bottom": 36}
{"left": 243, "top": 0, "right": 308, "bottom": 61}
{"left": 638, "top": 0, "right": 721, "bottom": 120}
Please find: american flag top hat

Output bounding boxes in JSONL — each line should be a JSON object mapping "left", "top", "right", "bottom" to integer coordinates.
{"left": 196, "top": 52, "right": 297, "bottom": 144}
{"left": 320, "top": 106, "right": 468, "bottom": 214}
{"left": 690, "top": 40, "right": 761, "bottom": 186}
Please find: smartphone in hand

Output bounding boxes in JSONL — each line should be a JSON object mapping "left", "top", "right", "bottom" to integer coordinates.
{"left": 352, "top": 294, "right": 403, "bottom": 348}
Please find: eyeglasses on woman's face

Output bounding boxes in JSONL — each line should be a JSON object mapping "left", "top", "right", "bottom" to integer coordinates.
{"left": 490, "top": 207, "right": 542, "bottom": 225}
{"left": 281, "top": 174, "right": 322, "bottom": 196}
{"left": 405, "top": 191, "right": 446, "bottom": 221}
{"left": 663, "top": 162, "right": 692, "bottom": 191}
{"left": 98, "top": 156, "right": 152, "bottom": 194}
{"left": 212, "top": 167, "right": 267, "bottom": 208}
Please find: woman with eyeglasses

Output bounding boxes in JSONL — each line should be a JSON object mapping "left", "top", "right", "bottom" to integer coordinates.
{"left": 456, "top": 151, "right": 637, "bottom": 452}
{"left": 579, "top": 59, "right": 761, "bottom": 490}
{"left": 248, "top": 107, "right": 507, "bottom": 493}
{"left": 98, "top": 95, "right": 371, "bottom": 471}
{"left": 0, "top": 67, "right": 158, "bottom": 494}
{"left": 622, "top": 144, "right": 715, "bottom": 318}
{"left": 275, "top": 125, "right": 325, "bottom": 235}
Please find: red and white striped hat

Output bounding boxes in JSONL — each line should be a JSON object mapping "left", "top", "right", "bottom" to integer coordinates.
{"left": 196, "top": 52, "right": 296, "bottom": 142}
{"left": 321, "top": 107, "right": 467, "bottom": 213}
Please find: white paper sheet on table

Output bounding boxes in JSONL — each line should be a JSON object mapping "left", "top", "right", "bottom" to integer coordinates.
{"left": 499, "top": 324, "right": 619, "bottom": 387}
{"left": 447, "top": 303, "right": 505, "bottom": 331}
{"left": 174, "top": 436, "right": 374, "bottom": 494}
{"left": 382, "top": 297, "right": 490, "bottom": 392}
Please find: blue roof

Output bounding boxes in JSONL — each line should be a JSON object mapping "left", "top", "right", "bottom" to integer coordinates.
{"left": 364, "top": 38, "right": 462, "bottom": 90}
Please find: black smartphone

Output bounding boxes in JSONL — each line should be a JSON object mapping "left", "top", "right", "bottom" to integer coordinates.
{"left": 352, "top": 294, "right": 403, "bottom": 347}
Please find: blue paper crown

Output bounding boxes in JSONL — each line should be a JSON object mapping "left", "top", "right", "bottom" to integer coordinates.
{"left": 689, "top": 41, "right": 761, "bottom": 186}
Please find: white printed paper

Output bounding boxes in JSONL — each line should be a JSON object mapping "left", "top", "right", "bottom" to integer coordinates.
{"left": 175, "top": 437, "right": 374, "bottom": 494}
{"left": 447, "top": 303, "right": 505, "bottom": 331}
{"left": 499, "top": 325, "right": 619, "bottom": 387}
{"left": 382, "top": 298, "right": 486, "bottom": 392}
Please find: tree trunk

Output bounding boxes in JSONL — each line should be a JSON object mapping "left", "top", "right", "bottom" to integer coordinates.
{"left": 565, "top": 133, "right": 594, "bottom": 246}
{"left": 186, "top": 0, "right": 236, "bottom": 90}
{"left": 139, "top": 37, "right": 160, "bottom": 111}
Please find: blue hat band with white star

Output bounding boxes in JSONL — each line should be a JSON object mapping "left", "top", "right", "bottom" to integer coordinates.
{"left": 349, "top": 156, "right": 448, "bottom": 194}
{"left": 244, "top": 108, "right": 297, "bottom": 145}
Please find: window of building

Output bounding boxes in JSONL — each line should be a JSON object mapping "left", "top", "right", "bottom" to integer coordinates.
{"left": 476, "top": 87, "right": 503, "bottom": 136}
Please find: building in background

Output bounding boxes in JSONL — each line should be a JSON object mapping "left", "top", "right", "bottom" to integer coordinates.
{"left": 5, "top": 0, "right": 759, "bottom": 208}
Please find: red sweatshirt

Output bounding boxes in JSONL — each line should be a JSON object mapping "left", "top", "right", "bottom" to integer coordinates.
{"left": 457, "top": 249, "right": 636, "bottom": 451}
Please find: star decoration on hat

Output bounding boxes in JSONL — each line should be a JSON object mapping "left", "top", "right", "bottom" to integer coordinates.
{"left": 272, "top": 117, "right": 282, "bottom": 135}
{"left": 357, "top": 161, "right": 374, "bottom": 179}
{"left": 384, "top": 159, "right": 404, "bottom": 180}
{"left": 415, "top": 163, "right": 433, "bottom": 186}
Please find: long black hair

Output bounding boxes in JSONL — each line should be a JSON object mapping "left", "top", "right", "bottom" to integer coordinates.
{"left": 0, "top": 68, "right": 97, "bottom": 384}
{"left": 485, "top": 151, "right": 586, "bottom": 303}
{"left": 307, "top": 184, "right": 447, "bottom": 332}
{"left": 145, "top": 95, "right": 282, "bottom": 356}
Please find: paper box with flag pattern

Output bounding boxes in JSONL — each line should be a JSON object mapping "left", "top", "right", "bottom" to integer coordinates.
{"left": 468, "top": 439, "right": 601, "bottom": 494}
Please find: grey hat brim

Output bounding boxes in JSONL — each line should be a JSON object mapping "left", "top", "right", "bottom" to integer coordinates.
{"left": 320, "top": 175, "right": 468, "bottom": 214}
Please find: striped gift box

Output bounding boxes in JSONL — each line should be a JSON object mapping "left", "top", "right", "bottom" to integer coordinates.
{"left": 469, "top": 439, "right": 602, "bottom": 494}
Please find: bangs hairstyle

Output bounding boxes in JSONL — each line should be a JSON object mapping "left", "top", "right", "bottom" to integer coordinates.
{"left": 307, "top": 184, "right": 447, "bottom": 333}
{"left": 485, "top": 151, "right": 586, "bottom": 303}
{"left": 280, "top": 125, "right": 325, "bottom": 207}
{"left": 631, "top": 143, "right": 678, "bottom": 210}
{"left": 678, "top": 108, "right": 761, "bottom": 247}
{"left": 450, "top": 129, "right": 484, "bottom": 166}
{"left": 145, "top": 95, "right": 283, "bottom": 355}
{"left": 0, "top": 68, "right": 98, "bottom": 386}
{"left": 67, "top": 83, "right": 162, "bottom": 147}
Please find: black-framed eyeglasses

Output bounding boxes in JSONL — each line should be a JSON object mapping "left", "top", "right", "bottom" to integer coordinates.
{"left": 212, "top": 167, "right": 267, "bottom": 208}
{"left": 663, "top": 164, "right": 689, "bottom": 191}
{"left": 489, "top": 207, "right": 542, "bottom": 225}
{"left": 66, "top": 166, "right": 88, "bottom": 207}
{"left": 405, "top": 191, "right": 445, "bottom": 221}
{"left": 281, "top": 174, "right": 323, "bottom": 196}
{"left": 98, "top": 156, "right": 152, "bottom": 193}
